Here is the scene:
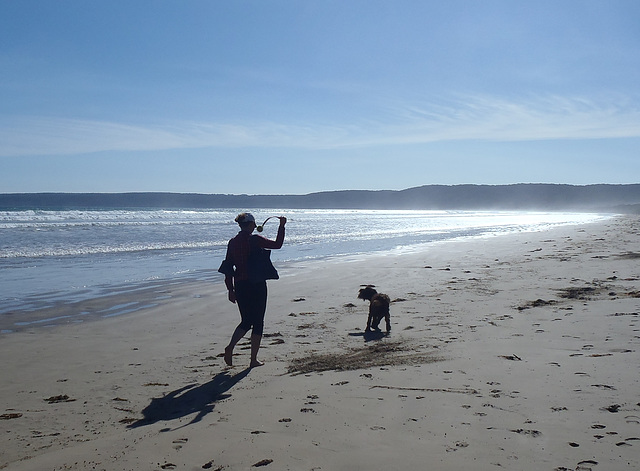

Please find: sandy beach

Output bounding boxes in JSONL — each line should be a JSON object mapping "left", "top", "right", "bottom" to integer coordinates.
{"left": 1, "top": 216, "right": 639, "bottom": 471}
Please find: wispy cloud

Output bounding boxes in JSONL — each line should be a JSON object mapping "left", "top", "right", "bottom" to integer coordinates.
{"left": 1, "top": 95, "right": 639, "bottom": 157}
{"left": 375, "top": 94, "right": 640, "bottom": 145}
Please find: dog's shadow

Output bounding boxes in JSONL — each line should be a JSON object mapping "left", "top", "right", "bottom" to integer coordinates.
{"left": 349, "top": 330, "right": 389, "bottom": 342}
{"left": 127, "top": 368, "right": 250, "bottom": 430}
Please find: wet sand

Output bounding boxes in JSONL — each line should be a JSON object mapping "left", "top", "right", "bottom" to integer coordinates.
{"left": 1, "top": 216, "right": 639, "bottom": 470}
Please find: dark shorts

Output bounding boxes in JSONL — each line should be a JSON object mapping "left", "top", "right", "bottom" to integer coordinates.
{"left": 234, "top": 280, "right": 268, "bottom": 336}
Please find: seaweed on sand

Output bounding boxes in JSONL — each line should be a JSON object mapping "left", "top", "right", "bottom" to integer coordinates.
{"left": 557, "top": 287, "right": 598, "bottom": 300}
{"left": 287, "top": 339, "right": 443, "bottom": 375}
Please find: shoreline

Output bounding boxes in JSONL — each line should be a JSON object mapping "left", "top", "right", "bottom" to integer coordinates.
{"left": 0, "top": 214, "right": 614, "bottom": 334}
{"left": 1, "top": 216, "right": 639, "bottom": 470}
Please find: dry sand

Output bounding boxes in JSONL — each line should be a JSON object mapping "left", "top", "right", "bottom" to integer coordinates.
{"left": 1, "top": 216, "right": 639, "bottom": 471}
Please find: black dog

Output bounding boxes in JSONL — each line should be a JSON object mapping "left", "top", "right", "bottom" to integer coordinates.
{"left": 358, "top": 285, "right": 391, "bottom": 332}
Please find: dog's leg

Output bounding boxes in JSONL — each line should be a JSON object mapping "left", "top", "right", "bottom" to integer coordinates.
{"left": 366, "top": 312, "right": 372, "bottom": 332}
{"left": 385, "top": 313, "right": 391, "bottom": 332}
{"left": 371, "top": 315, "right": 382, "bottom": 331}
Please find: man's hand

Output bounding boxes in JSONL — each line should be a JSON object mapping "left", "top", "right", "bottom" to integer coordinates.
{"left": 228, "top": 290, "right": 236, "bottom": 303}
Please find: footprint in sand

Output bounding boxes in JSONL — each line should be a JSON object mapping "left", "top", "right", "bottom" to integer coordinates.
{"left": 446, "top": 441, "right": 469, "bottom": 452}
{"left": 44, "top": 394, "right": 76, "bottom": 404}
{"left": 253, "top": 459, "right": 274, "bottom": 467}
{"left": 202, "top": 461, "right": 223, "bottom": 470}
{"left": 576, "top": 460, "right": 598, "bottom": 471}
{"left": 510, "top": 428, "right": 542, "bottom": 437}
{"left": 626, "top": 415, "right": 640, "bottom": 424}
{"left": 172, "top": 438, "right": 188, "bottom": 450}
{"left": 0, "top": 413, "right": 22, "bottom": 420}
{"left": 305, "top": 395, "right": 319, "bottom": 404}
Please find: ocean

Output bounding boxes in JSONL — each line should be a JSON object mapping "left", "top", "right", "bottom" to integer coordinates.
{"left": 0, "top": 208, "right": 610, "bottom": 332}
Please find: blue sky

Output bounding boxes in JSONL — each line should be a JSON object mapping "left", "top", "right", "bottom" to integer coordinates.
{"left": 1, "top": 1, "right": 639, "bottom": 195}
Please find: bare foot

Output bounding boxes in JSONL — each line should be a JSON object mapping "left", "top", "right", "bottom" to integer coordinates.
{"left": 250, "top": 360, "right": 264, "bottom": 368}
{"left": 224, "top": 347, "right": 233, "bottom": 366}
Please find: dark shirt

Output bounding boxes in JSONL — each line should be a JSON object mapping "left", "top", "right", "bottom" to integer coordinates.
{"left": 224, "top": 225, "right": 285, "bottom": 290}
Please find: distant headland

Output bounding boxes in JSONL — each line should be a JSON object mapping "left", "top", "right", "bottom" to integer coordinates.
{"left": 1, "top": 184, "right": 640, "bottom": 213}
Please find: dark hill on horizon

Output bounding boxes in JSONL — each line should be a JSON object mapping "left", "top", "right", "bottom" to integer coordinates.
{"left": 2, "top": 184, "right": 640, "bottom": 213}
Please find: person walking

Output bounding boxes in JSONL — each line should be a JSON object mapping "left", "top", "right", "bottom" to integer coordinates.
{"left": 219, "top": 212, "right": 286, "bottom": 367}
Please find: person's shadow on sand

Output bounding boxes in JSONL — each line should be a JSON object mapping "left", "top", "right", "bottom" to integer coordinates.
{"left": 348, "top": 330, "right": 389, "bottom": 342}
{"left": 127, "top": 369, "right": 250, "bottom": 430}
